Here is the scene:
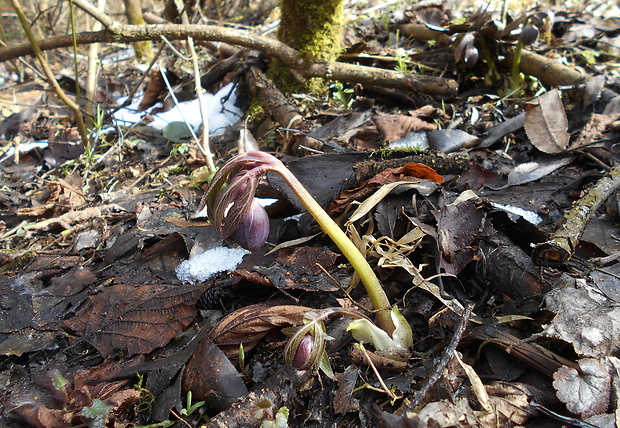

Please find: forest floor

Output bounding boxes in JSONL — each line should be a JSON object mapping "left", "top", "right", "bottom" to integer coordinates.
{"left": 1, "top": 0, "right": 620, "bottom": 427}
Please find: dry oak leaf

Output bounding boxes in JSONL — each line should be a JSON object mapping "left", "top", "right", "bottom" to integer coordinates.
{"left": 209, "top": 303, "right": 312, "bottom": 357}
{"left": 63, "top": 283, "right": 207, "bottom": 358}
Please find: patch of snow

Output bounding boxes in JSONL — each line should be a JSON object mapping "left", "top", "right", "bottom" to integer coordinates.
{"left": 111, "top": 82, "right": 243, "bottom": 136}
{"left": 256, "top": 198, "right": 278, "bottom": 207}
{"left": 0, "top": 141, "right": 49, "bottom": 165}
{"left": 175, "top": 246, "right": 249, "bottom": 284}
{"left": 490, "top": 201, "right": 543, "bottom": 225}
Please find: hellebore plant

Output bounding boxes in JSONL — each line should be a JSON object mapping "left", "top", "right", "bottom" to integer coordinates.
{"left": 283, "top": 307, "right": 413, "bottom": 378}
{"left": 200, "top": 151, "right": 411, "bottom": 351}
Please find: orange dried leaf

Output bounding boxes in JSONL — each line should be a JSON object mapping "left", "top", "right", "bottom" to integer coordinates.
{"left": 401, "top": 163, "right": 443, "bottom": 183}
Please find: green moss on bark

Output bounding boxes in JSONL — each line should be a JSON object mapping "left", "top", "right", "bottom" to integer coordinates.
{"left": 270, "top": 0, "right": 344, "bottom": 95}
{"left": 123, "top": 0, "right": 154, "bottom": 62}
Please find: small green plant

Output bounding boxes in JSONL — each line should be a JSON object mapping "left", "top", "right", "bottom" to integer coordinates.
{"left": 237, "top": 343, "right": 250, "bottom": 378}
{"left": 330, "top": 81, "right": 354, "bottom": 109}
{"left": 394, "top": 48, "right": 412, "bottom": 73}
{"left": 134, "top": 374, "right": 155, "bottom": 414}
{"left": 170, "top": 142, "right": 192, "bottom": 158}
{"left": 180, "top": 391, "right": 205, "bottom": 417}
{"left": 260, "top": 406, "right": 289, "bottom": 428}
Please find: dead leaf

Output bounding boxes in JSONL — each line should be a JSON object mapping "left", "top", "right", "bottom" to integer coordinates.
{"left": 372, "top": 111, "right": 438, "bottom": 142}
{"left": 524, "top": 89, "right": 570, "bottom": 154}
{"left": 543, "top": 285, "right": 620, "bottom": 358}
{"left": 489, "top": 156, "right": 574, "bottom": 190}
{"left": 209, "top": 303, "right": 312, "bottom": 357}
{"left": 553, "top": 358, "right": 611, "bottom": 419}
{"left": 433, "top": 200, "right": 494, "bottom": 275}
{"left": 63, "top": 283, "right": 207, "bottom": 357}
{"left": 182, "top": 335, "right": 248, "bottom": 412}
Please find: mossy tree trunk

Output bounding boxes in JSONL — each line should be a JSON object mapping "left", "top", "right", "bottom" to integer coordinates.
{"left": 123, "top": 0, "right": 154, "bottom": 62}
{"left": 271, "top": 0, "right": 345, "bottom": 95}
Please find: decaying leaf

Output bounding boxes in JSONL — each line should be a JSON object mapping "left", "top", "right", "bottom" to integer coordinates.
{"left": 542, "top": 283, "right": 620, "bottom": 358}
{"left": 489, "top": 156, "right": 574, "bottom": 190}
{"left": 209, "top": 303, "right": 312, "bottom": 357}
{"left": 372, "top": 109, "right": 438, "bottom": 143}
{"left": 524, "top": 89, "right": 570, "bottom": 154}
{"left": 553, "top": 358, "right": 611, "bottom": 419}
{"left": 433, "top": 199, "right": 495, "bottom": 275}
{"left": 63, "top": 283, "right": 207, "bottom": 357}
{"left": 182, "top": 335, "right": 248, "bottom": 412}
{"left": 253, "top": 246, "right": 342, "bottom": 292}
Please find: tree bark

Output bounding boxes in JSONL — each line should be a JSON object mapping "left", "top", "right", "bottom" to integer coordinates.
{"left": 122, "top": 0, "right": 154, "bottom": 62}
{"left": 271, "top": 0, "right": 345, "bottom": 94}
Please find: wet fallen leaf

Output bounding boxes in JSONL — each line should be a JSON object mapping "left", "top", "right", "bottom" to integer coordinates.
{"left": 543, "top": 284, "right": 620, "bottom": 358}
{"left": 182, "top": 335, "right": 248, "bottom": 412}
{"left": 433, "top": 199, "right": 494, "bottom": 275}
{"left": 63, "top": 283, "right": 207, "bottom": 357}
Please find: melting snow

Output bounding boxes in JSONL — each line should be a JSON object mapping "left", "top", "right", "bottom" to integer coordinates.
{"left": 175, "top": 246, "right": 249, "bottom": 284}
{"left": 112, "top": 82, "right": 243, "bottom": 135}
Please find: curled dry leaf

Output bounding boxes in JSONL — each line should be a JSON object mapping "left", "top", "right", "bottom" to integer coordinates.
{"left": 209, "top": 303, "right": 313, "bottom": 357}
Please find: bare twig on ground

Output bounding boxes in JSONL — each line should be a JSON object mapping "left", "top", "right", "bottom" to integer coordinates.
{"left": 247, "top": 66, "right": 304, "bottom": 130}
{"left": 9, "top": 0, "right": 90, "bottom": 147}
{"left": 532, "top": 165, "right": 620, "bottom": 267}
{"left": 171, "top": 0, "right": 216, "bottom": 172}
{"left": 85, "top": 0, "right": 106, "bottom": 127}
{"left": 396, "top": 301, "right": 474, "bottom": 414}
{"left": 17, "top": 204, "right": 126, "bottom": 235}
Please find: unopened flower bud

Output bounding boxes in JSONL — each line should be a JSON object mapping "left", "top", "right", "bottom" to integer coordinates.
{"left": 232, "top": 199, "right": 269, "bottom": 251}
{"left": 520, "top": 25, "right": 539, "bottom": 45}
{"left": 291, "top": 334, "right": 314, "bottom": 370}
{"left": 454, "top": 32, "right": 475, "bottom": 63}
{"left": 463, "top": 46, "right": 479, "bottom": 67}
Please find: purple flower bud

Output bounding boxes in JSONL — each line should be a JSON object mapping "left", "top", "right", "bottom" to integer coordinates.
{"left": 231, "top": 199, "right": 269, "bottom": 251}
{"left": 291, "top": 334, "right": 314, "bottom": 370}
{"left": 462, "top": 46, "right": 479, "bottom": 67}
{"left": 454, "top": 32, "right": 475, "bottom": 63}
{"left": 520, "top": 25, "right": 539, "bottom": 45}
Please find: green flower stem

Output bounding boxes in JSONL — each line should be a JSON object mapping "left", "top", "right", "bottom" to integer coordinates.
{"left": 511, "top": 39, "right": 524, "bottom": 91}
{"left": 270, "top": 165, "right": 395, "bottom": 334}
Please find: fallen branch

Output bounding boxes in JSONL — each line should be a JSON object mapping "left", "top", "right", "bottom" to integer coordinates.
{"left": 532, "top": 165, "right": 620, "bottom": 267}
{"left": 0, "top": 22, "right": 458, "bottom": 96}
{"left": 23, "top": 204, "right": 126, "bottom": 233}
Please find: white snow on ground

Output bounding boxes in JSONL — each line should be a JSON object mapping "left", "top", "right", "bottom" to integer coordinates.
{"left": 175, "top": 246, "right": 249, "bottom": 284}
{"left": 113, "top": 82, "right": 243, "bottom": 135}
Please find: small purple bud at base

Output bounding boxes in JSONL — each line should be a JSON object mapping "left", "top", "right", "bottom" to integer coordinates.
{"left": 520, "top": 25, "right": 540, "bottom": 46}
{"left": 292, "top": 335, "right": 314, "bottom": 370}
{"left": 231, "top": 199, "right": 270, "bottom": 251}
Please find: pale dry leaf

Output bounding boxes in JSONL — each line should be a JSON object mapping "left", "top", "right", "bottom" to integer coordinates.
{"left": 524, "top": 89, "right": 570, "bottom": 154}
{"left": 553, "top": 358, "right": 611, "bottom": 419}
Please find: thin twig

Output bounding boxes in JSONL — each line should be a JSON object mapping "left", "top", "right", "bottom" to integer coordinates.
{"left": 10, "top": 0, "right": 90, "bottom": 147}
{"left": 172, "top": 0, "right": 215, "bottom": 173}
{"left": 357, "top": 343, "right": 399, "bottom": 402}
{"left": 397, "top": 301, "right": 474, "bottom": 414}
